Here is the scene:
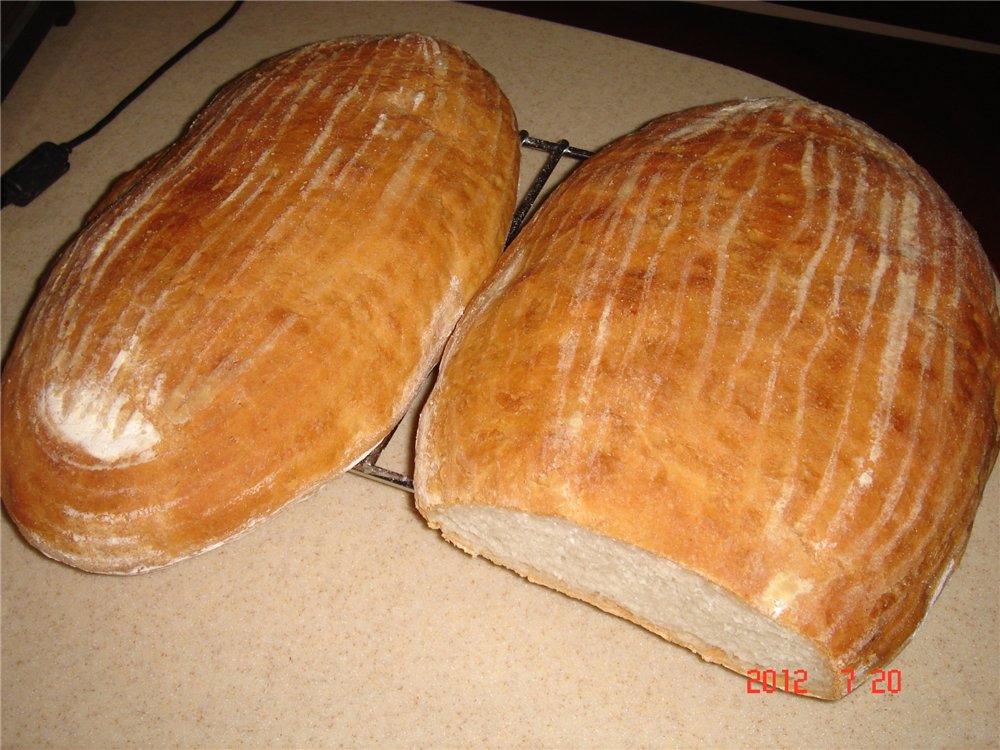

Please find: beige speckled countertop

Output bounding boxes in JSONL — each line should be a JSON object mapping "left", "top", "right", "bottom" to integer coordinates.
{"left": 2, "top": 3, "right": 998, "bottom": 748}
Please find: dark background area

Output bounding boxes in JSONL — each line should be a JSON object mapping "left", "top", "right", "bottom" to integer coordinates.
{"left": 471, "top": 1, "right": 1000, "bottom": 273}
{"left": 1, "top": 1, "right": 75, "bottom": 99}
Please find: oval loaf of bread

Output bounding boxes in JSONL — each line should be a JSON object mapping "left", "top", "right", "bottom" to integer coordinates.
{"left": 414, "top": 98, "right": 1000, "bottom": 699}
{"left": 1, "top": 34, "right": 520, "bottom": 574}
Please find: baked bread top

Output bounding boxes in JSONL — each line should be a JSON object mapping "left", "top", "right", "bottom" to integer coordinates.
{"left": 2, "top": 34, "right": 520, "bottom": 573}
{"left": 415, "top": 97, "right": 1000, "bottom": 697}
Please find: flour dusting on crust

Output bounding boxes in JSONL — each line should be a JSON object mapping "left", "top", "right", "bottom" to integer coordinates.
{"left": 40, "top": 383, "right": 160, "bottom": 463}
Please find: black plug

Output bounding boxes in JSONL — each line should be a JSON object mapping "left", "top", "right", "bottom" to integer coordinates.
{"left": 1, "top": 2, "right": 242, "bottom": 210}
{"left": 1, "top": 141, "right": 72, "bottom": 208}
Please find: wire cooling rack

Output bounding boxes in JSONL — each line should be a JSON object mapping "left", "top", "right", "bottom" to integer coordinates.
{"left": 348, "top": 131, "right": 594, "bottom": 493}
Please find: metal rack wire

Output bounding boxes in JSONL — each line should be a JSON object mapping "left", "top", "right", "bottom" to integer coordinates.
{"left": 348, "top": 131, "right": 594, "bottom": 493}
{"left": 505, "top": 133, "right": 595, "bottom": 245}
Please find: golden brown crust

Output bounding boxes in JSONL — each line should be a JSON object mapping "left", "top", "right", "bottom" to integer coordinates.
{"left": 415, "top": 97, "right": 1000, "bottom": 698}
{"left": 1, "top": 34, "right": 520, "bottom": 573}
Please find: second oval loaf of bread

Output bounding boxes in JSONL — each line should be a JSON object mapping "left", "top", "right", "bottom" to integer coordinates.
{"left": 414, "top": 97, "right": 1000, "bottom": 699}
{"left": 1, "top": 34, "right": 520, "bottom": 574}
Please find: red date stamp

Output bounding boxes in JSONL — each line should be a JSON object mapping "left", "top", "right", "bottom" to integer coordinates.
{"left": 745, "top": 668, "right": 902, "bottom": 695}
{"left": 745, "top": 669, "right": 809, "bottom": 694}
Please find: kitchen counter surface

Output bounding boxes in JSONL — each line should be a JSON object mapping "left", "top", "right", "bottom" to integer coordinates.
{"left": 2, "top": 3, "right": 997, "bottom": 748}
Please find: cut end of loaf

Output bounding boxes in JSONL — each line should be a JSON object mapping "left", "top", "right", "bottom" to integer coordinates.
{"left": 411, "top": 95, "right": 998, "bottom": 703}
{"left": 423, "top": 503, "right": 845, "bottom": 699}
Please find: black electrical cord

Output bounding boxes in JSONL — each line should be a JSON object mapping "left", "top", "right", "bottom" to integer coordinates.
{"left": 1, "top": 1, "right": 243, "bottom": 209}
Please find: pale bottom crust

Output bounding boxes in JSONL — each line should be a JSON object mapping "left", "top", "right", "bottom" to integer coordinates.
{"left": 425, "top": 504, "right": 841, "bottom": 699}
